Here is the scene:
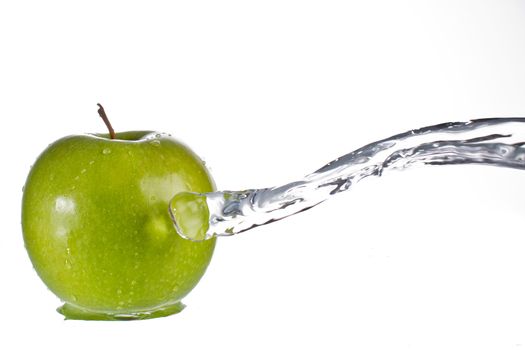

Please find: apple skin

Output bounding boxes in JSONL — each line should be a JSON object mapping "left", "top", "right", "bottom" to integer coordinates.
{"left": 22, "top": 131, "right": 216, "bottom": 320}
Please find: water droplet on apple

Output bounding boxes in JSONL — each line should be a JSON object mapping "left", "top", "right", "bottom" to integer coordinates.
{"left": 150, "top": 140, "right": 161, "bottom": 147}
{"left": 72, "top": 295, "right": 78, "bottom": 302}
{"left": 131, "top": 280, "right": 137, "bottom": 286}
{"left": 81, "top": 169, "right": 87, "bottom": 174}
{"left": 65, "top": 259, "right": 72, "bottom": 269}
{"left": 74, "top": 176, "right": 80, "bottom": 181}
{"left": 117, "top": 289, "right": 122, "bottom": 295}
{"left": 89, "top": 160, "right": 95, "bottom": 165}
{"left": 102, "top": 148, "right": 111, "bottom": 155}
{"left": 22, "top": 186, "right": 25, "bottom": 192}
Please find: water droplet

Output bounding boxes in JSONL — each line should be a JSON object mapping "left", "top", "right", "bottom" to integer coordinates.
{"left": 117, "top": 289, "right": 122, "bottom": 295}
{"left": 150, "top": 140, "right": 160, "bottom": 147}
{"left": 65, "top": 259, "right": 72, "bottom": 269}
{"left": 74, "top": 176, "right": 80, "bottom": 181}
{"left": 102, "top": 148, "right": 111, "bottom": 155}
{"left": 81, "top": 168, "right": 87, "bottom": 174}
{"left": 89, "top": 160, "right": 95, "bottom": 165}
{"left": 72, "top": 295, "right": 78, "bottom": 302}
{"left": 131, "top": 280, "right": 137, "bottom": 286}
{"left": 118, "top": 301, "right": 125, "bottom": 306}
{"left": 22, "top": 186, "right": 25, "bottom": 192}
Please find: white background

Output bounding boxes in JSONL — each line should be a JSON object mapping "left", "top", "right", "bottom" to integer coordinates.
{"left": 1, "top": 0, "right": 525, "bottom": 349}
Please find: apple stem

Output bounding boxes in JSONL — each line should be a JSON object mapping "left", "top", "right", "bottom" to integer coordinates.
{"left": 97, "top": 103, "right": 116, "bottom": 139}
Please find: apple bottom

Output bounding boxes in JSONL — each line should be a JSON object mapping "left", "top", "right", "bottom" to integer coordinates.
{"left": 57, "top": 300, "right": 186, "bottom": 321}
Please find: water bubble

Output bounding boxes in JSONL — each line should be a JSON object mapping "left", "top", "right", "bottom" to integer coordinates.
{"left": 74, "top": 176, "right": 80, "bottom": 181}
{"left": 89, "top": 160, "right": 95, "bottom": 165}
{"left": 81, "top": 168, "right": 87, "bottom": 174}
{"left": 65, "top": 259, "right": 72, "bottom": 269}
{"left": 131, "top": 280, "right": 137, "bottom": 286}
{"left": 102, "top": 148, "right": 111, "bottom": 155}
{"left": 499, "top": 146, "right": 510, "bottom": 155}
{"left": 150, "top": 140, "right": 161, "bottom": 147}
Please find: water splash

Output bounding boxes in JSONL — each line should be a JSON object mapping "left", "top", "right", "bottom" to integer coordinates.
{"left": 169, "top": 118, "right": 525, "bottom": 241}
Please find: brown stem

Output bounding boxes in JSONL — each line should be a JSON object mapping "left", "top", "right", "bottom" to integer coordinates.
{"left": 97, "top": 103, "right": 116, "bottom": 139}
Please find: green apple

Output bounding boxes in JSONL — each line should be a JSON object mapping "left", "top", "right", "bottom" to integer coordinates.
{"left": 22, "top": 127, "right": 216, "bottom": 320}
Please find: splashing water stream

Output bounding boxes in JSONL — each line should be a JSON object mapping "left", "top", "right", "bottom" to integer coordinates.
{"left": 169, "top": 118, "right": 525, "bottom": 241}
